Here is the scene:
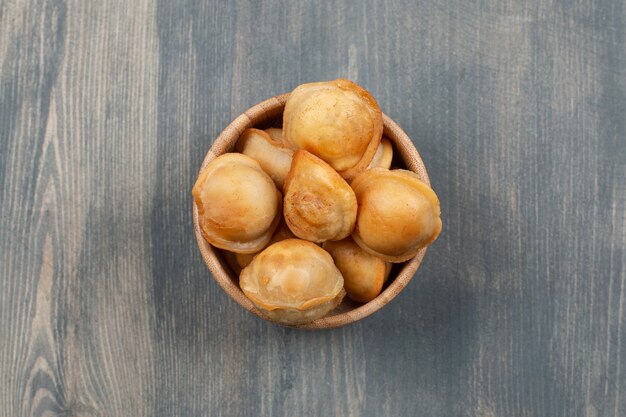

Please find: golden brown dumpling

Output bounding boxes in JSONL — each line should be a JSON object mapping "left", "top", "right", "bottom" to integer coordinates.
{"left": 192, "top": 153, "right": 282, "bottom": 253}
{"left": 264, "top": 127, "right": 284, "bottom": 143}
{"left": 240, "top": 239, "right": 346, "bottom": 325}
{"left": 283, "top": 150, "right": 357, "bottom": 243}
{"left": 323, "top": 238, "right": 391, "bottom": 303}
{"left": 351, "top": 168, "right": 442, "bottom": 262}
{"left": 367, "top": 137, "right": 393, "bottom": 170}
{"left": 283, "top": 78, "right": 383, "bottom": 180}
{"left": 234, "top": 220, "right": 295, "bottom": 270}
{"left": 236, "top": 128, "right": 294, "bottom": 190}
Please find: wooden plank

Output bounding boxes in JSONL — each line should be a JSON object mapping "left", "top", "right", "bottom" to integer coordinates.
{"left": 0, "top": 0, "right": 161, "bottom": 415}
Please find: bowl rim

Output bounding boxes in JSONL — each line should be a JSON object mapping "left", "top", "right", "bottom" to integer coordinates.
{"left": 192, "top": 93, "right": 431, "bottom": 329}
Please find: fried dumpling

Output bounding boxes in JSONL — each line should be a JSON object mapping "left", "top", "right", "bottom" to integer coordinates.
{"left": 323, "top": 238, "right": 391, "bottom": 303}
{"left": 283, "top": 78, "right": 383, "bottom": 180}
{"left": 240, "top": 239, "right": 346, "bottom": 325}
{"left": 351, "top": 168, "right": 442, "bottom": 262}
{"left": 283, "top": 150, "right": 357, "bottom": 243}
{"left": 264, "top": 127, "right": 284, "bottom": 144}
{"left": 367, "top": 137, "right": 393, "bottom": 170}
{"left": 236, "top": 128, "right": 294, "bottom": 190}
{"left": 192, "top": 153, "right": 282, "bottom": 253}
{"left": 234, "top": 220, "right": 295, "bottom": 270}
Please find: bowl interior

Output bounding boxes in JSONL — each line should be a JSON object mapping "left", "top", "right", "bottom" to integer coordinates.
{"left": 193, "top": 94, "right": 430, "bottom": 329}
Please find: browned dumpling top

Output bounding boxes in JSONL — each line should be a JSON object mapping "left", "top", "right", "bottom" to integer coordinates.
{"left": 192, "top": 153, "right": 281, "bottom": 253}
{"left": 236, "top": 128, "right": 294, "bottom": 190}
{"left": 283, "top": 150, "right": 357, "bottom": 243}
{"left": 240, "top": 239, "right": 345, "bottom": 324}
{"left": 351, "top": 168, "right": 442, "bottom": 263}
{"left": 283, "top": 78, "right": 383, "bottom": 180}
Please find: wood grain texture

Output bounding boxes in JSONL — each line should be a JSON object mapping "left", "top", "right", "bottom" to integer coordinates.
{"left": 0, "top": 0, "right": 624, "bottom": 416}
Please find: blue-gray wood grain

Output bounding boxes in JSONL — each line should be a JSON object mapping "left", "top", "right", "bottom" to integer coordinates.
{"left": 1, "top": 0, "right": 625, "bottom": 416}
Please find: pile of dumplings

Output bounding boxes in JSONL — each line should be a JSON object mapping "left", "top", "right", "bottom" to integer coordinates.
{"left": 193, "top": 79, "right": 442, "bottom": 325}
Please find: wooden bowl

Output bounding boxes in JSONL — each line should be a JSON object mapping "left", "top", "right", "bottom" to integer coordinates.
{"left": 192, "top": 94, "right": 431, "bottom": 329}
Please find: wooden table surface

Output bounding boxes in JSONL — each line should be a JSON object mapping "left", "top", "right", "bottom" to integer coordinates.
{"left": 1, "top": 1, "right": 625, "bottom": 416}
